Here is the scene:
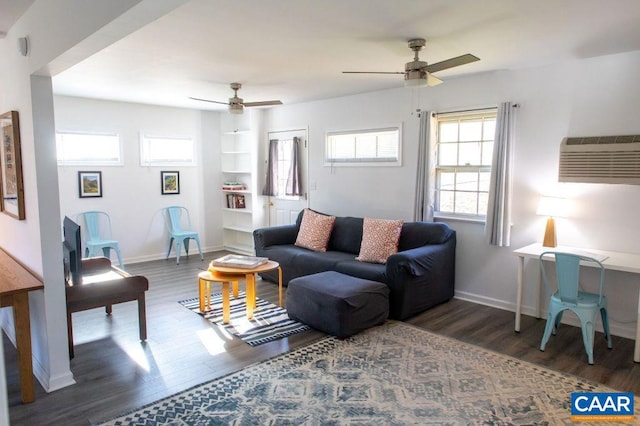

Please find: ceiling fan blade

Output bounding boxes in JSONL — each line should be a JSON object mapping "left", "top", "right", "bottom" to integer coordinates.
{"left": 426, "top": 74, "right": 443, "bottom": 86}
{"left": 189, "top": 96, "right": 229, "bottom": 106}
{"left": 342, "top": 71, "right": 406, "bottom": 75}
{"left": 243, "top": 100, "right": 283, "bottom": 107}
{"left": 425, "top": 54, "right": 480, "bottom": 74}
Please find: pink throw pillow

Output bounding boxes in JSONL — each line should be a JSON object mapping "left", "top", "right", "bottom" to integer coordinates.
{"left": 295, "top": 209, "right": 336, "bottom": 252}
{"left": 356, "top": 217, "right": 404, "bottom": 264}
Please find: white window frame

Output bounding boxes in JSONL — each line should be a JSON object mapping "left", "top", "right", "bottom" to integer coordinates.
{"left": 434, "top": 108, "right": 497, "bottom": 220}
{"left": 140, "top": 134, "right": 196, "bottom": 167}
{"left": 56, "top": 131, "right": 122, "bottom": 166}
{"left": 324, "top": 126, "right": 401, "bottom": 166}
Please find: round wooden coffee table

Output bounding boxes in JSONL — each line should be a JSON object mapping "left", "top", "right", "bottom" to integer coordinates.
{"left": 208, "top": 260, "right": 282, "bottom": 320}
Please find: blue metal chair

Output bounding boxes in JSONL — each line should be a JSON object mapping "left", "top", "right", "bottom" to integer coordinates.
{"left": 539, "top": 251, "right": 612, "bottom": 364}
{"left": 165, "top": 206, "right": 203, "bottom": 265}
{"left": 77, "top": 211, "right": 124, "bottom": 268}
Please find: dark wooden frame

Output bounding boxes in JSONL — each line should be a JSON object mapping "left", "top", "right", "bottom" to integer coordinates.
{"left": 78, "top": 171, "right": 103, "bottom": 198}
{"left": 0, "top": 111, "right": 26, "bottom": 220}
{"left": 161, "top": 170, "right": 180, "bottom": 194}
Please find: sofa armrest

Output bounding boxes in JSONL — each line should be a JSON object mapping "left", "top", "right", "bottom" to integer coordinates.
{"left": 386, "top": 245, "right": 446, "bottom": 279}
{"left": 385, "top": 238, "right": 456, "bottom": 292}
{"left": 253, "top": 224, "right": 298, "bottom": 250}
{"left": 385, "top": 238, "right": 456, "bottom": 319}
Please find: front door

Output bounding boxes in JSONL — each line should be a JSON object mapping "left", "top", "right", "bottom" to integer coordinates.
{"left": 266, "top": 129, "right": 308, "bottom": 226}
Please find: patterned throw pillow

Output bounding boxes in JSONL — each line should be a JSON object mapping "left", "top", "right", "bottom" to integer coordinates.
{"left": 295, "top": 209, "right": 336, "bottom": 252}
{"left": 356, "top": 217, "right": 404, "bottom": 264}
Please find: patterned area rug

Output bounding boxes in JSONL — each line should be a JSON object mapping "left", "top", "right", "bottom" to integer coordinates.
{"left": 179, "top": 291, "right": 310, "bottom": 346}
{"left": 101, "top": 321, "right": 639, "bottom": 425}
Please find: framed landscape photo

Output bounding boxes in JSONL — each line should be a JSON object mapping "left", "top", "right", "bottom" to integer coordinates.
{"left": 161, "top": 171, "right": 180, "bottom": 195}
{"left": 78, "top": 171, "right": 102, "bottom": 198}
{"left": 0, "top": 110, "right": 26, "bottom": 220}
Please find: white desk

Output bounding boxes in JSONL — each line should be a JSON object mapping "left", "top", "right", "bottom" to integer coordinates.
{"left": 514, "top": 242, "right": 640, "bottom": 362}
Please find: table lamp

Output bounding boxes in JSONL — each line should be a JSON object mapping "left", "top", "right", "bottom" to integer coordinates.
{"left": 536, "top": 196, "right": 570, "bottom": 247}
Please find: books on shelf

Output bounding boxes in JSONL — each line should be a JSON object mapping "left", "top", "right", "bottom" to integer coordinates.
{"left": 226, "top": 193, "right": 246, "bottom": 209}
{"left": 222, "top": 181, "right": 247, "bottom": 191}
{"left": 211, "top": 254, "right": 268, "bottom": 269}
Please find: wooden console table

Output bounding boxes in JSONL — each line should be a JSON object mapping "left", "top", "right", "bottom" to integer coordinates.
{"left": 0, "top": 248, "right": 44, "bottom": 403}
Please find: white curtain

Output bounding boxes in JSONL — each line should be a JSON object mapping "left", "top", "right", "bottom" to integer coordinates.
{"left": 485, "top": 102, "right": 516, "bottom": 246}
{"left": 413, "top": 111, "right": 436, "bottom": 222}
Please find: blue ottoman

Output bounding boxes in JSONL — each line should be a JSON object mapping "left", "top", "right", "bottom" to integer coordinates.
{"left": 286, "top": 271, "right": 389, "bottom": 338}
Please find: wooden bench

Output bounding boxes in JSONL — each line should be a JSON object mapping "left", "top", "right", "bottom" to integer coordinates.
{"left": 66, "top": 257, "right": 148, "bottom": 358}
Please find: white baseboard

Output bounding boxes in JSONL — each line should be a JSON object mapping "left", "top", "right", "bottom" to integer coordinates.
{"left": 123, "top": 244, "right": 225, "bottom": 265}
{"left": 454, "top": 290, "right": 637, "bottom": 341}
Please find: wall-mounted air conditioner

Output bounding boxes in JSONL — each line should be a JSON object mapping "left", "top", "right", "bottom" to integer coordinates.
{"left": 558, "top": 135, "right": 640, "bottom": 185}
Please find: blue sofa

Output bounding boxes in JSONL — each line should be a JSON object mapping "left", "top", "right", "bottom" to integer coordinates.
{"left": 253, "top": 211, "right": 456, "bottom": 320}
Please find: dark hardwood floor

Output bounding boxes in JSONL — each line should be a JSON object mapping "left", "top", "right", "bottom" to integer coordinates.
{"left": 5, "top": 251, "right": 640, "bottom": 425}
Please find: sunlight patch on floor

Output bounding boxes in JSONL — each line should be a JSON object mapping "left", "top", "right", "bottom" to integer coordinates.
{"left": 197, "top": 328, "right": 230, "bottom": 355}
{"left": 119, "top": 342, "right": 151, "bottom": 371}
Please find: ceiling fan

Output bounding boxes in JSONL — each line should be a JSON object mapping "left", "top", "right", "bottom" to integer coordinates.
{"left": 343, "top": 38, "right": 480, "bottom": 87}
{"left": 190, "top": 82, "right": 282, "bottom": 114}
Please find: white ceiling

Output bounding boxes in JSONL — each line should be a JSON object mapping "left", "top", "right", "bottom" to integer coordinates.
{"left": 0, "top": 0, "right": 34, "bottom": 37}
{"left": 9, "top": 0, "right": 640, "bottom": 111}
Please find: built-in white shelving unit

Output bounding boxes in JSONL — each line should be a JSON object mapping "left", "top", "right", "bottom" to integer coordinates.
{"left": 220, "top": 111, "right": 264, "bottom": 254}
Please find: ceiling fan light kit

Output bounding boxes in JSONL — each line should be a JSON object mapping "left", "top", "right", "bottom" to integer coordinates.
{"left": 343, "top": 38, "right": 479, "bottom": 88}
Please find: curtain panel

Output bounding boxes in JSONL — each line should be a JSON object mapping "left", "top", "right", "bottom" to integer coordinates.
{"left": 285, "top": 137, "right": 302, "bottom": 196}
{"left": 262, "top": 139, "right": 278, "bottom": 196}
{"left": 413, "top": 111, "right": 436, "bottom": 222}
{"left": 485, "top": 102, "right": 517, "bottom": 246}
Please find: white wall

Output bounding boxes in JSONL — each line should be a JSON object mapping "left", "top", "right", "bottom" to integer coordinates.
{"left": 55, "top": 96, "right": 223, "bottom": 263}
{"left": 0, "top": 0, "right": 188, "bottom": 404}
{"left": 266, "top": 50, "right": 640, "bottom": 339}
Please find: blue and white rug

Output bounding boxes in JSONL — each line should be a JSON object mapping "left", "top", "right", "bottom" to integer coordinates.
{"left": 99, "top": 321, "right": 640, "bottom": 425}
{"left": 179, "top": 291, "right": 310, "bottom": 346}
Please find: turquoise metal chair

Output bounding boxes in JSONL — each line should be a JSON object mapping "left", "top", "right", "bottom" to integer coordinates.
{"left": 165, "top": 206, "right": 203, "bottom": 265}
{"left": 539, "top": 251, "right": 612, "bottom": 364}
{"left": 77, "top": 211, "right": 124, "bottom": 268}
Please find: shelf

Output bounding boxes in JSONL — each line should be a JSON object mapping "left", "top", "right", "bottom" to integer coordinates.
{"left": 222, "top": 170, "right": 251, "bottom": 174}
{"left": 221, "top": 111, "right": 258, "bottom": 254}
{"left": 222, "top": 189, "right": 251, "bottom": 194}
{"left": 223, "top": 243, "right": 254, "bottom": 255}
{"left": 223, "top": 208, "right": 252, "bottom": 214}
{"left": 223, "top": 225, "right": 253, "bottom": 233}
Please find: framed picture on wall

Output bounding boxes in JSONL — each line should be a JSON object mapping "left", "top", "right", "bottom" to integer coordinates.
{"left": 161, "top": 171, "right": 180, "bottom": 195}
{"left": 0, "top": 110, "right": 26, "bottom": 220}
{"left": 78, "top": 171, "right": 102, "bottom": 198}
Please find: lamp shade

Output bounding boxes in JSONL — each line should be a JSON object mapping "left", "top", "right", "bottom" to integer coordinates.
{"left": 536, "top": 196, "right": 570, "bottom": 218}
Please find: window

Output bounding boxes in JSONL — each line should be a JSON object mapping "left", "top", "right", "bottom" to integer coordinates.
{"left": 325, "top": 127, "right": 400, "bottom": 166}
{"left": 56, "top": 132, "right": 121, "bottom": 165}
{"left": 435, "top": 109, "right": 497, "bottom": 218}
{"left": 140, "top": 135, "right": 195, "bottom": 166}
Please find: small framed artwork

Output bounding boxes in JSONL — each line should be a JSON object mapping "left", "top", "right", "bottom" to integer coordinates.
{"left": 78, "top": 171, "right": 102, "bottom": 198}
{"left": 0, "top": 110, "right": 26, "bottom": 220}
{"left": 161, "top": 171, "right": 180, "bottom": 195}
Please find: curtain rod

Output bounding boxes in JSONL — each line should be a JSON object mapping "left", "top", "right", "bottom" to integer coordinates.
{"left": 417, "top": 104, "right": 520, "bottom": 118}
{"left": 434, "top": 103, "right": 520, "bottom": 117}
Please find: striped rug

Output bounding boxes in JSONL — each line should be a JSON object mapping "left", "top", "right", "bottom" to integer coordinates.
{"left": 178, "top": 291, "right": 310, "bottom": 346}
